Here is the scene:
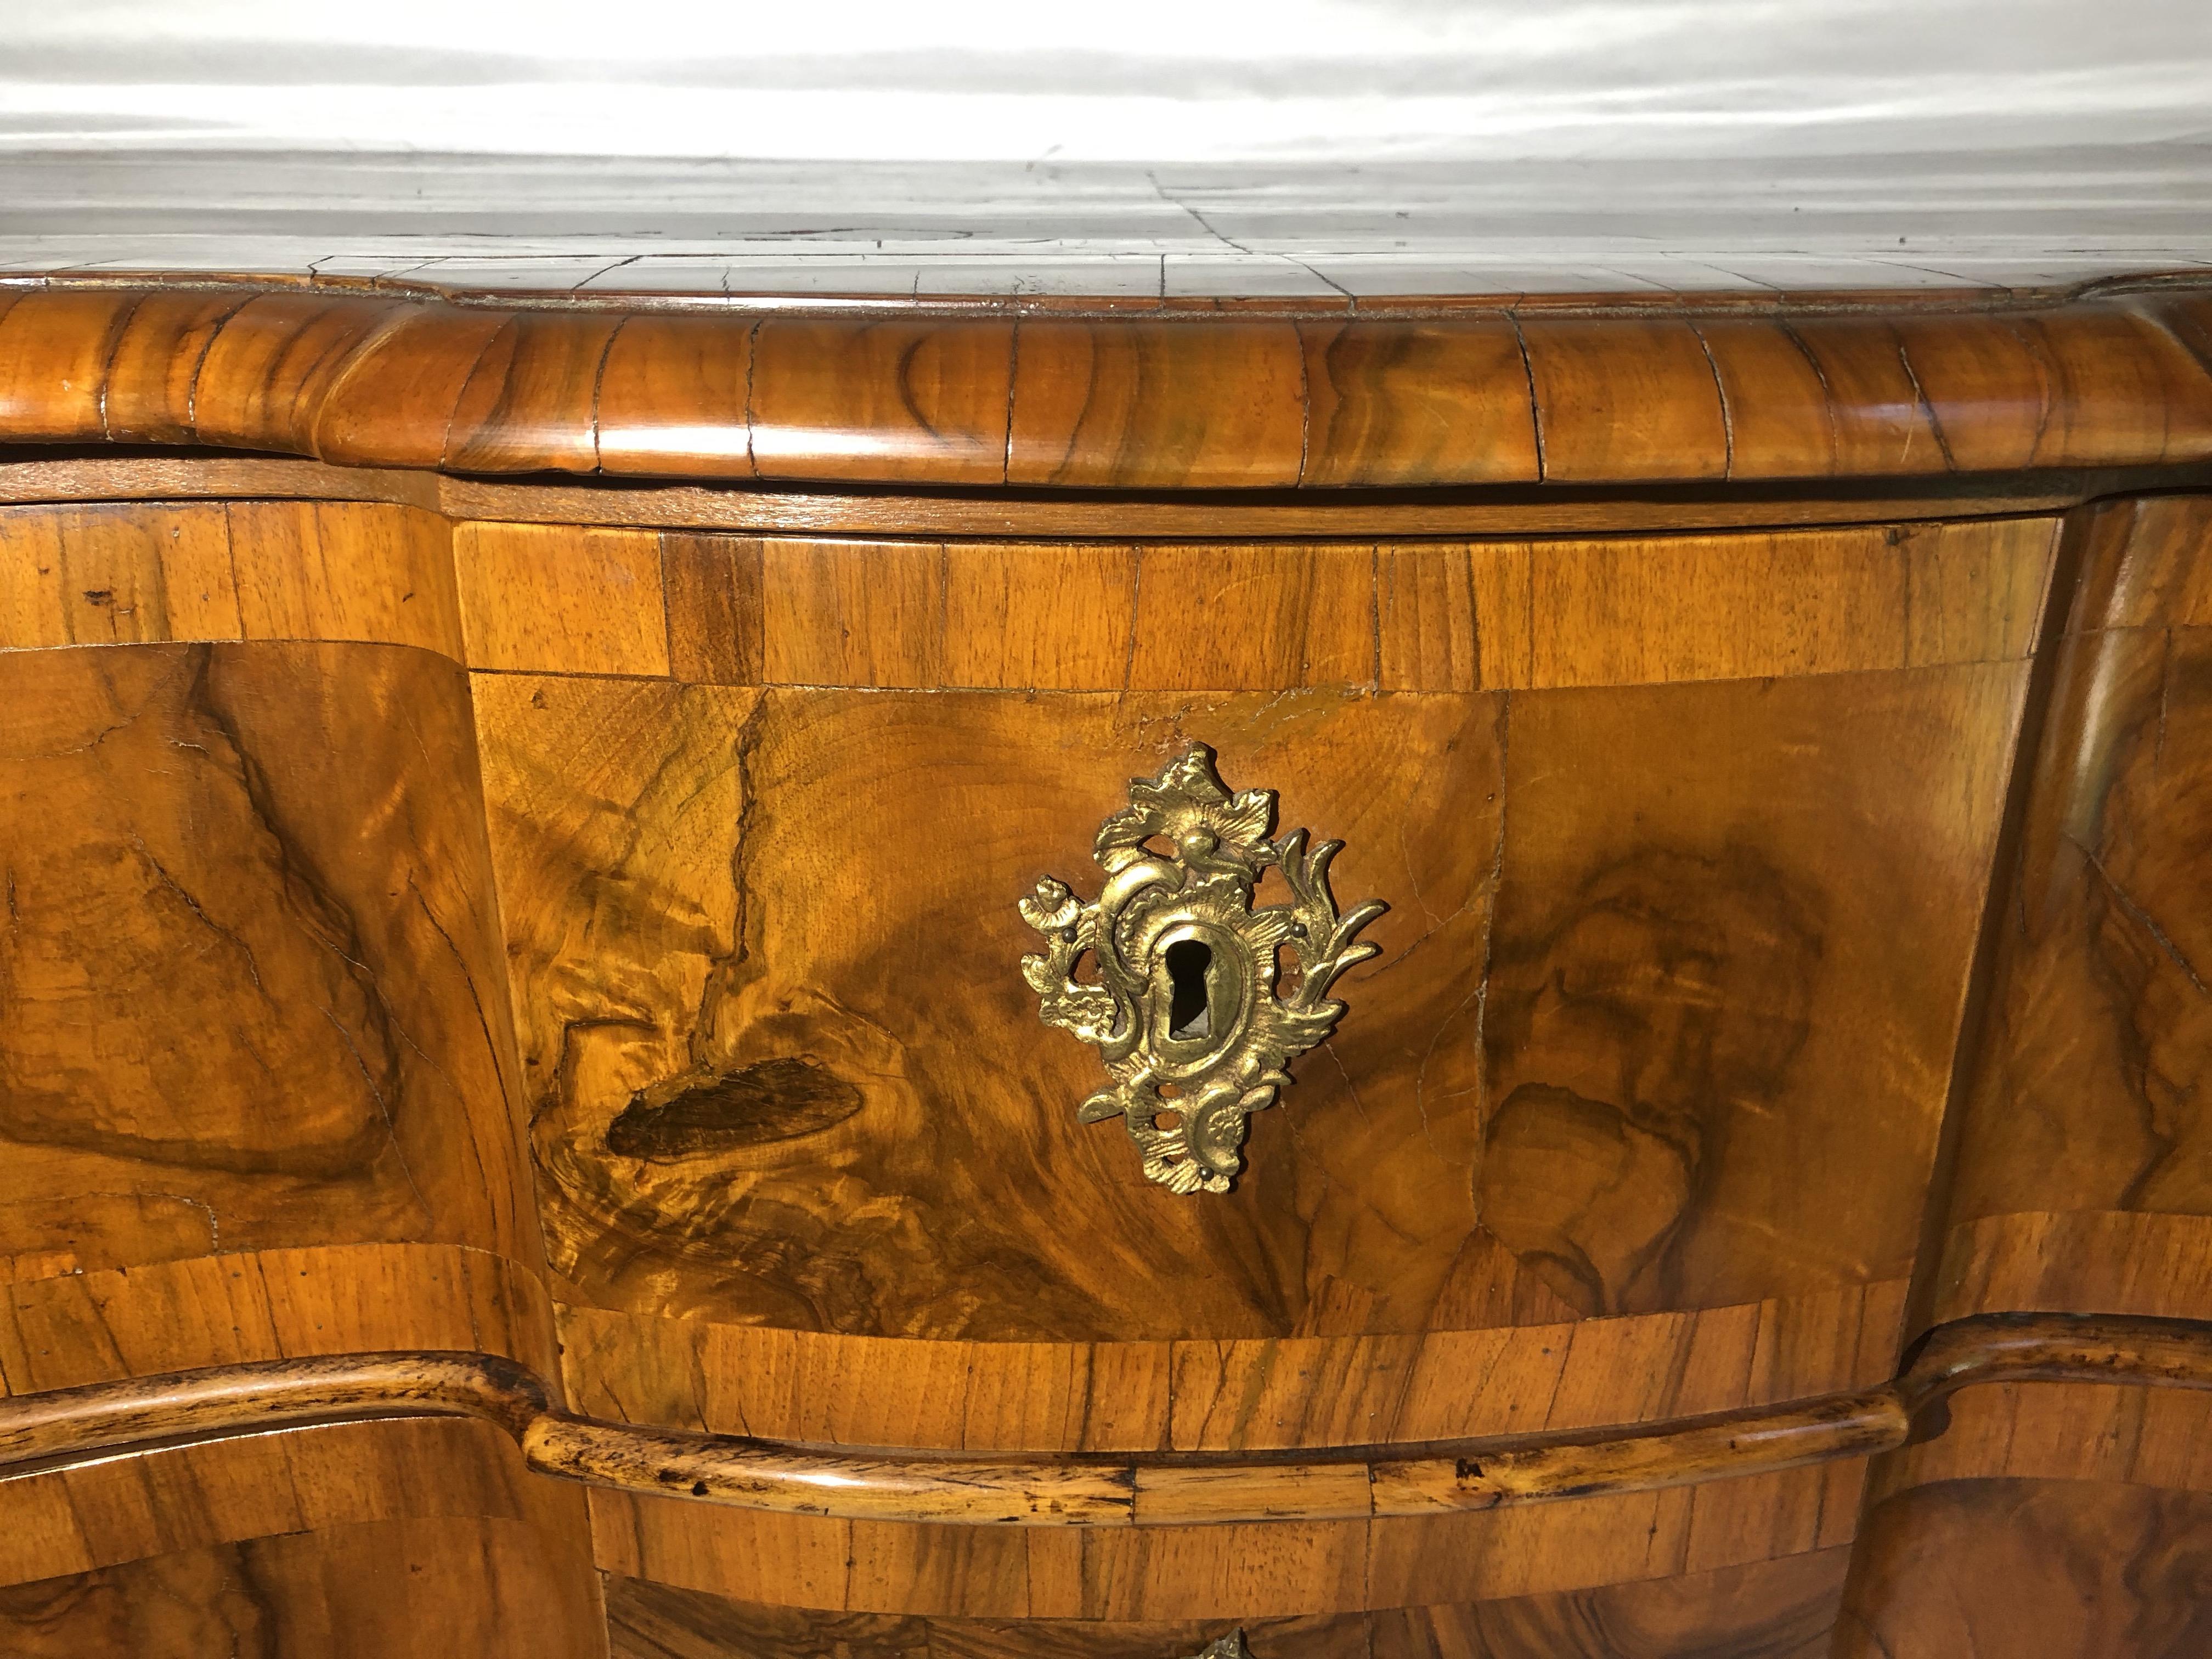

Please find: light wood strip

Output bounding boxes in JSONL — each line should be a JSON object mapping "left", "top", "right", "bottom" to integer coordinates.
{"left": 449, "top": 518, "right": 2065, "bottom": 692}
{"left": 0, "top": 1242, "right": 557, "bottom": 1394}
{"left": 0, "top": 501, "right": 238, "bottom": 647}
{"left": 554, "top": 1282, "right": 1906, "bottom": 1455}
{"left": 0, "top": 499, "right": 466, "bottom": 656}
{"left": 1463, "top": 517, "right": 2057, "bottom": 690}
{"left": 455, "top": 520, "right": 670, "bottom": 675}
{"left": 227, "top": 500, "right": 462, "bottom": 656}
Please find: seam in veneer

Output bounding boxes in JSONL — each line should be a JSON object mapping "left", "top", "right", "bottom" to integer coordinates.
{"left": 1689, "top": 321, "right": 1736, "bottom": 481}
{"left": 587, "top": 314, "right": 631, "bottom": 476}
{"left": 1503, "top": 312, "right": 1547, "bottom": 483}
{"left": 1000, "top": 319, "right": 1020, "bottom": 488}
{"left": 0, "top": 1316, "right": 2199, "bottom": 1527}
{"left": 1893, "top": 332, "right": 1961, "bottom": 474}
{"left": 89, "top": 291, "right": 148, "bottom": 443}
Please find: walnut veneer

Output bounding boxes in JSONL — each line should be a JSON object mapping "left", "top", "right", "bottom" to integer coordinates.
{"left": 1, "top": 271, "right": 2209, "bottom": 1656}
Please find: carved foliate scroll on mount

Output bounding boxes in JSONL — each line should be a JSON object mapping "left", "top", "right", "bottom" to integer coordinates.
{"left": 1019, "top": 746, "right": 1386, "bottom": 1194}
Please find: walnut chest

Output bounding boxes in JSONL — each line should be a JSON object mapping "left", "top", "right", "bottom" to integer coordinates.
{"left": 2, "top": 276, "right": 2210, "bottom": 1656}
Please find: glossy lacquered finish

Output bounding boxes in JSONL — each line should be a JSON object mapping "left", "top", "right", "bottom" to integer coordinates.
{"left": 1, "top": 270, "right": 2210, "bottom": 1657}
{"left": 2, "top": 275, "right": 2211, "bottom": 489}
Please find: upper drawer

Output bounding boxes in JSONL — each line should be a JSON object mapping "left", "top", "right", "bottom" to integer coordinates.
{"left": 463, "top": 516, "right": 2057, "bottom": 1402}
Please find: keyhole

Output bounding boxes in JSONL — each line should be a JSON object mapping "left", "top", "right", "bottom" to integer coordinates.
{"left": 1165, "top": 939, "right": 1213, "bottom": 1040}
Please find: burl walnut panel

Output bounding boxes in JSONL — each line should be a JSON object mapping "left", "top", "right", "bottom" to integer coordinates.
{"left": 1930, "top": 496, "right": 2212, "bottom": 1324}
{"left": 484, "top": 683, "right": 1502, "bottom": 1341}
{"left": 0, "top": 624, "right": 596, "bottom": 1647}
{"left": 479, "top": 667, "right": 2018, "bottom": 1351}
{"left": 475, "top": 512, "right": 2031, "bottom": 1335}
{"left": 1837, "top": 1481, "right": 2212, "bottom": 1658}
{"left": 1829, "top": 497, "right": 2212, "bottom": 1653}
{"left": 0, "top": 642, "right": 534, "bottom": 1280}
{"left": 446, "top": 510, "right": 2059, "bottom": 1630}
{"left": 0, "top": 1418, "right": 600, "bottom": 1659}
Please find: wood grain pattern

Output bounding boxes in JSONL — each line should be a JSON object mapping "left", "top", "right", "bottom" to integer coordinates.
{"left": 1927, "top": 494, "right": 2212, "bottom": 1323}
{"left": 605, "top": 1550, "right": 1848, "bottom": 1659}
{"left": 552, "top": 1281, "right": 1907, "bottom": 1454}
{"left": 1375, "top": 516, "right": 2057, "bottom": 691}
{"left": 1, "top": 1313, "right": 2207, "bottom": 1536}
{"left": 445, "top": 312, "right": 627, "bottom": 474}
{"left": 1296, "top": 318, "right": 1541, "bottom": 488}
{"left": 3, "top": 270, "right": 2207, "bottom": 1651}
{"left": 442, "top": 520, "right": 2061, "bottom": 695}
{"left": 0, "top": 452, "right": 2136, "bottom": 540}
{"left": 74, "top": 291, "right": 252, "bottom": 444}
{"left": 757, "top": 538, "right": 946, "bottom": 686}
{"left": 0, "top": 289, "right": 140, "bottom": 440}
{"left": 0, "top": 500, "right": 460, "bottom": 657}
{"left": 479, "top": 680, "right": 1504, "bottom": 1340}
{"left": 478, "top": 657, "right": 2020, "bottom": 1361}
{"left": 1837, "top": 1481, "right": 2212, "bottom": 1658}
{"left": 456, "top": 521, "right": 672, "bottom": 675}
{"left": 5, "top": 277, "right": 2212, "bottom": 488}
{"left": 1869, "top": 1379, "right": 2212, "bottom": 1498}
{"left": 0, "top": 1418, "right": 600, "bottom": 1658}
{"left": 1005, "top": 320, "right": 1307, "bottom": 488}
{"left": 586, "top": 1463, "right": 1866, "bottom": 1616}
{"left": 1517, "top": 318, "right": 1730, "bottom": 482}
{"left": 751, "top": 320, "right": 1014, "bottom": 485}
{"left": 313, "top": 303, "right": 509, "bottom": 470}
{"left": 0, "top": 502, "right": 240, "bottom": 646}
{"left": 662, "top": 533, "right": 764, "bottom": 685}
{"left": 1471, "top": 660, "right": 2025, "bottom": 1322}
{"left": 0, "top": 1519, "right": 602, "bottom": 1659}
{"left": 225, "top": 500, "right": 462, "bottom": 655}
{"left": 1847, "top": 498, "right": 2212, "bottom": 1646}
{"left": 0, "top": 1242, "right": 555, "bottom": 1392}
{"left": 0, "top": 641, "right": 537, "bottom": 1276}
{"left": 0, "top": 1416, "right": 553, "bottom": 1585}
{"left": 190, "top": 293, "right": 406, "bottom": 456}
{"left": 1937, "top": 1210, "right": 2212, "bottom": 1323}
{"left": 597, "top": 315, "right": 754, "bottom": 479}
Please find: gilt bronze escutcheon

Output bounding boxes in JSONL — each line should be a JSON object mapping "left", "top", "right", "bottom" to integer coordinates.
{"left": 1019, "top": 746, "right": 1385, "bottom": 1194}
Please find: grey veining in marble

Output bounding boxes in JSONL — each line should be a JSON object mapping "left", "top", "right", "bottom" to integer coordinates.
{"left": 1, "top": 1, "right": 2205, "bottom": 292}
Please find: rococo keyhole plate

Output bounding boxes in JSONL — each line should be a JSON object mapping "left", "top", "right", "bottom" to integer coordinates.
{"left": 1018, "top": 745, "right": 1386, "bottom": 1194}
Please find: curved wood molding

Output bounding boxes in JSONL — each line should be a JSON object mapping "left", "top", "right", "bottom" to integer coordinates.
{"left": 2, "top": 276, "right": 2210, "bottom": 490}
{"left": 1, "top": 1314, "right": 2207, "bottom": 1528}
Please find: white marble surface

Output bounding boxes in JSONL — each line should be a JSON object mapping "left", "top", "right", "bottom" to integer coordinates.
{"left": 1, "top": 1, "right": 2206, "bottom": 292}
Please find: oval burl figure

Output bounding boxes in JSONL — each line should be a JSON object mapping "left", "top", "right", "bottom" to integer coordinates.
{"left": 1020, "top": 744, "right": 1386, "bottom": 1194}
{"left": 606, "top": 1058, "right": 866, "bottom": 1158}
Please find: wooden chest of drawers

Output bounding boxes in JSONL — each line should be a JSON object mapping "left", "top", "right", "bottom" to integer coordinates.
{"left": 2, "top": 275, "right": 2210, "bottom": 1657}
